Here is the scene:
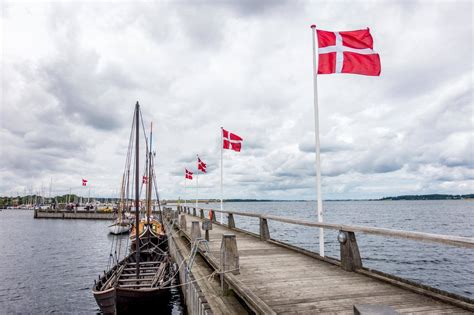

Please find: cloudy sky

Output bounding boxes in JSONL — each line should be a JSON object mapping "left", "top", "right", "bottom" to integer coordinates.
{"left": 1, "top": 0, "right": 472, "bottom": 200}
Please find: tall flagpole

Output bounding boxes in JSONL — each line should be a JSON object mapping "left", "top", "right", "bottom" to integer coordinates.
{"left": 311, "top": 25, "right": 325, "bottom": 257}
{"left": 184, "top": 170, "right": 187, "bottom": 208}
{"left": 196, "top": 155, "right": 199, "bottom": 210}
{"left": 220, "top": 127, "right": 224, "bottom": 223}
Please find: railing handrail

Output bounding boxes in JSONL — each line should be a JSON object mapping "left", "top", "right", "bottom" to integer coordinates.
{"left": 176, "top": 205, "right": 474, "bottom": 249}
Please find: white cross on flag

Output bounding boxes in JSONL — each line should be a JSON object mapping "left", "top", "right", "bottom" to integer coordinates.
{"left": 222, "top": 128, "right": 243, "bottom": 152}
{"left": 316, "top": 28, "right": 381, "bottom": 76}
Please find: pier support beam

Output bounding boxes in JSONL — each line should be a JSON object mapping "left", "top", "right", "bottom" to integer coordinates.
{"left": 200, "top": 209, "right": 204, "bottom": 219}
{"left": 180, "top": 214, "right": 187, "bottom": 231}
{"left": 339, "top": 231, "right": 362, "bottom": 272}
{"left": 260, "top": 218, "right": 270, "bottom": 241}
{"left": 220, "top": 234, "right": 240, "bottom": 294}
{"left": 191, "top": 221, "right": 201, "bottom": 244}
{"left": 193, "top": 207, "right": 197, "bottom": 217}
{"left": 228, "top": 214, "right": 235, "bottom": 229}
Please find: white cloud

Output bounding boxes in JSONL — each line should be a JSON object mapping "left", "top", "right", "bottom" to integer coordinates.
{"left": 1, "top": 0, "right": 472, "bottom": 199}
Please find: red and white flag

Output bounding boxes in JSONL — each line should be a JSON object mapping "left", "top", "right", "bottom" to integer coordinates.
{"left": 316, "top": 28, "right": 381, "bottom": 76}
{"left": 82, "top": 179, "right": 88, "bottom": 186}
{"left": 185, "top": 169, "right": 193, "bottom": 180}
{"left": 197, "top": 157, "right": 207, "bottom": 173}
{"left": 142, "top": 176, "right": 148, "bottom": 184}
{"left": 222, "top": 128, "right": 243, "bottom": 152}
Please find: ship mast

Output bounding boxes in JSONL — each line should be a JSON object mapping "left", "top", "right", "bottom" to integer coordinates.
{"left": 147, "top": 122, "right": 153, "bottom": 226}
{"left": 134, "top": 101, "right": 140, "bottom": 279}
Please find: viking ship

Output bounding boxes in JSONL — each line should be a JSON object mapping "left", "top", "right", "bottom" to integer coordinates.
{"left": 93, "top": 102, "right": 171, "bottom": 314}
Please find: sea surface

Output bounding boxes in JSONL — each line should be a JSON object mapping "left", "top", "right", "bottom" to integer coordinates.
{"left": 0, "top": 210, "right": 185, "bottom": 314}
{"left": 0, "top": 200, "right": 473, "bottom": 314}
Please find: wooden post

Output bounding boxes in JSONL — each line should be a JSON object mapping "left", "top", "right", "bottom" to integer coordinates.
{"left": 200, "top": 209, "right": 204, "bottom": 219}
{"left": 193, "top": 207, "right": 197, "bottom": 217}
{"left": 260, "top": 218, "right": 270, "bottom": 241}
{"left": 191, "top": 221, "right": 201, "bottom": 244}
{"left": 228, "top": 213, "right": 235, "bottom": 229}
{"left": 202, "top": 219, "right": 212, "bottom": 242}
{"left": 211, "top": 211, "right": 217, "bottom": 223}
{"left": 339, "top": 231, "right": 362, "bottom": 272}
{"left": 180, "top": 214, "right": 187, "bottom": 231}
{"left": 220, "top": 234, "right": 240, "bottom": 294}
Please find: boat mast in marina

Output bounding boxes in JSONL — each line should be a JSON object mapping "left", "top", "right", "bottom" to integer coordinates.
{"left": 134, "top": 101, "right": 140, "bottom": 280}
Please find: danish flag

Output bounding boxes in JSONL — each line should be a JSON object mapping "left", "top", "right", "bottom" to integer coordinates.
{"left": 197, "top": 157, "right": 207, "bottom": 173}
{"left": 142, "top": 176, "right": 148, "bottom": 184}
{"left": 222, "top": 128, "right": 243, "bottom": 152}
{"left": 82, "top": 179, "right": 88, "bottom": 186}
{"left": 315, "top": 27, "right": 381, "bottom": 76}
{"left": 185, "top": 169, "right": 193, "bottom": 180}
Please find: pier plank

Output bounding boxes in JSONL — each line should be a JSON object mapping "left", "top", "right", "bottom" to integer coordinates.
{"left": 176, "top": 214, "right": 472, "bottom": 314}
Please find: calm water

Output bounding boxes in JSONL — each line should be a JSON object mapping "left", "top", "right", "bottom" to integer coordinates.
{"left": 0, "top": 200, "right": 473, "bottom": 314}
{"left": 0, "top": 210, "right": 185, "bottom": 314}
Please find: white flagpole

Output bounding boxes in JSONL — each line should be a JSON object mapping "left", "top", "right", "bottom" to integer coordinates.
{"left": 220, "top": 127, "right": 224, "bottom": 223}
{"left": 184, "top": 171, "right": 187, "bottom": 208}
{"left": 196, "top": 156, "right": 199, "bottom": 210}
{"left": 311, "top": 25, "right": 325, "bottom": 257}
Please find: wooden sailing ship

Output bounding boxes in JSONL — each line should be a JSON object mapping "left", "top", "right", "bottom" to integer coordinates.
{"left": 93, "top": 102, "right": 171, "bottom": 314}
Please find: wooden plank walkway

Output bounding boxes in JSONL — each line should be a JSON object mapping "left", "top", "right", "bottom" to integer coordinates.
{"left": 169, "top": 223, "right": 249, "bottom": 314}
{"left": 176, "top": 213, "right": 472, "bottom": 315}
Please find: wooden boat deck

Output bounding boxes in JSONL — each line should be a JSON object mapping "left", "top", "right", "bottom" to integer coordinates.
{"left": 177, "top": 213, "right": 472, "bottom": 314}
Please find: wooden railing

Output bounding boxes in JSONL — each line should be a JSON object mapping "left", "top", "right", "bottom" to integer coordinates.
{"left": 172, "top": 205, "right": 474, "bottom": 273}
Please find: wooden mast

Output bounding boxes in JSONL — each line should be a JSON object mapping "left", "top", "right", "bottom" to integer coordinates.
{"left": 147, "top": 122, "right": 153, "bottom": 226}
{"left": 134, "top": 101, "right": 140, "bottom": 279}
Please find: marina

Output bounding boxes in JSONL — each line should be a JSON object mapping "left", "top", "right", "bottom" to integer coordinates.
{"left": 2, "top": 1, "right": 473, "bottom": 314}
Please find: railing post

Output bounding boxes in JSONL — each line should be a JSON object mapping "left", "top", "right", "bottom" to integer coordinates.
{"left": 202, "top": 219, "right": 212, "bottom": 241}
{"left": 220, "top": 234, "right": 240, "bottom": 294}
{"left": 191, "top": 221, "right": 201, "bottom": 244}
{"left": 260, "top": 218, "right": 270, "bottom": 241}
{"left": 193, "top": 207, "right": 197, "bottom": 217}
{"left": 228, "top": 213, "right": 235, "bottom": 229}
{"left": 212, "top": 211, "right": 217, "bottom": 223}
{"left": 180, "top": 214, "right": 187, "bottom": 231}
{"left": 339, "top": 230, "right": 362, "bottom": 272}
{"left": 200, "top": 209, "right": 204, "bottom": 219}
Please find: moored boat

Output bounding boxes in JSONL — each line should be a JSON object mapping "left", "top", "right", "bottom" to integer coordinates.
{"left": 93, "top": 102, "right": 171, "bottom": 314}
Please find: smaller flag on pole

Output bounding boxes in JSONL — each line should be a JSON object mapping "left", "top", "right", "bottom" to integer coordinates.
{"left": 142, "top": 176, "right": 148, "bottom": 184}
{"left": 185, "top": 169, "right": 193, "bottom": 180}
{"left": 82, "top": 179, "right": 88, "bottom": 186}
{"left": 222, "top": 129, "right": 243, "bottom": 152}
{"left": 198, "top": 157, "right": 207, "bottom": 173}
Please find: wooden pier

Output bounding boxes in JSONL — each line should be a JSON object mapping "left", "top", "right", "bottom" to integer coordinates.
{"left": 163, "top": 206, "right": 474, "bottom": 315}
{"left": 34, "top": 209, "right": 115, "bottom": 220}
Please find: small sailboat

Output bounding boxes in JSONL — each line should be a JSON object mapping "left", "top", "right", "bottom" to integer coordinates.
{"left": 93, "top": 102, "right": 171, "bottom": 314}
{"left": 109, "top": 175, "right": 132, "bottom": 235}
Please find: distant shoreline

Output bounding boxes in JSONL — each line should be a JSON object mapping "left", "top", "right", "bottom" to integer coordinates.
{"left": 177, "top": 194, "right": 474, "bottom": 203}
{"left": 1, "top": 194, "right": 472, "bottom": 208}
